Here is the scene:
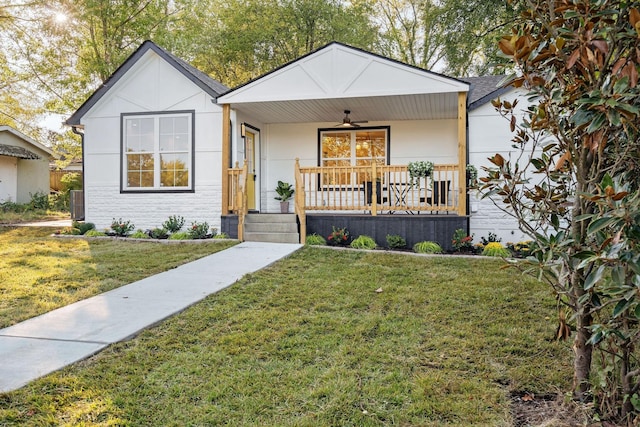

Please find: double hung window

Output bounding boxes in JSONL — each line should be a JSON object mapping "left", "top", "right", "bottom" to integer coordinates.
{"left": 122, "top": 111, "right": 193, "bottom": 191}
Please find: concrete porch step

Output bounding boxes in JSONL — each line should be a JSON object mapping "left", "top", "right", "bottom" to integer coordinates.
{"left": 243, "top": 232, "right": 300, "bottom": 244}
{"left": 245, "top": 222, "right": 297, "bottom": 233}
{"left": 245, "top": 213, "right": 296, "bottom": 223}
{"left": 243, "top": 213, "right": 299, "bottom": 244}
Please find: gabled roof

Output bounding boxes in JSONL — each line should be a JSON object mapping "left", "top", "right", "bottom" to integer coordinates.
{"left": 217, "top": 41, "right": 469, "bottom": 123}
{"left": 0, "top": 125, "right": 53, "bottom": 159}
{"left": 66, "top": 41, "right": 228, "bottom": 126}
{"left": 219, "top": 41, "right": 469, "bottom": 100}
{"left": 462, "top": 76, "right": 513, "bottom": 110}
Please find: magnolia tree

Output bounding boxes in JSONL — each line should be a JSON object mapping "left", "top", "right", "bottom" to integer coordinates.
{"left": 480, "top": 0, "right": 640, "bottom": 422}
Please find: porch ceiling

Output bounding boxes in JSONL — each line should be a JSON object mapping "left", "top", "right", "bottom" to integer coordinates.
{"left": 226, "top": 92, "right": 459, "bottom": 124}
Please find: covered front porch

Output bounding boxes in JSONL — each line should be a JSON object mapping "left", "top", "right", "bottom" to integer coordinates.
{"left": 216, "top": 42, "right": 471, "bottom": 244}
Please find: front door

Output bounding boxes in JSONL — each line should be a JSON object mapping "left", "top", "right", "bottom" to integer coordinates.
{"left": 245, "top": 129, "right": 257, "bottom": 210}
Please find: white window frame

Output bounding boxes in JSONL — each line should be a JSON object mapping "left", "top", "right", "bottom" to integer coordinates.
{"left": 121, "top": 111, "right": 195, "bottom": 193}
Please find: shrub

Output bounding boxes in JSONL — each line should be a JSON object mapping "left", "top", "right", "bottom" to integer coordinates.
{"left": 149, "top": 228, "right": 169, "bottom": 239}
{"left": 188, "top": 221, "right": 210, "bottom": 239}
{"left": 84, "top": 230, "right": 106, "bottom": 237}
{"left": 29, "top": 191, "right": 49, "bottom": 210}
{"left": 60, "top": 227, "right": 81, "bottom": 235}
{"left": 306, "top": 233, "right": 326, "bottom": 246}
{"left": 506, "top": 241, "right": 534, "bottom": 258}
{"left": 50, "top": 173, "right": 82, "bottom": 211}
{"left": 168, "top": 231, "right": 191, "bottom": 240}
{"left": 413, "top": 241, "right": 442, "bottom": 254}
{"left": 213, "top": 232, "right": 229, "bottom": 239}
{"left": 452, "top": 228, "right": 474, "bottom": 252}
{"left": 0, "top": 200, "right": 22, "bottom": 213}
{"left": 482, "top": 242, "right": 511, "bottom": 257}
{"left": 386, "top": 234, "right": 406, "bottom": 249}
{"left": 350, "top": 235, "right": 377, "bottom": 250}
{"left": 111, "top": 218, "right": 135, "bottom": 237}
{"left": 480, "top": 232, "right": 501, "bottom": 246}
{"left": 130, "top": 230, "right": 150, "bottom": 239}
{"left": 327, "top": 226, "right": 350, "bottom": 246}
{"left": 163, "top": 215, "right": 185, "bottom": 233}
{"left": 72, "top": 221, "right": 95, "bottom": 235}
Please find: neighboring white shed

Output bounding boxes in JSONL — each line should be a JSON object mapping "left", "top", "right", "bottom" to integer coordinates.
{"left": 0, "top": 126, "right": 53, "bottom": 204}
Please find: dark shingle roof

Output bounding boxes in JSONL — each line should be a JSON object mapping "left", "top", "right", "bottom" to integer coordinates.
{"left": 66, "top": 41, "right": 228, "bottom": 126}
{"left": 163, "top": 49, "right": 229, "bottom": 96}
{"left": 462, "top": 76, "right": 513, "bottom": 110}
{"left": 0, "top": 144, "right": 40, "bottom": 159}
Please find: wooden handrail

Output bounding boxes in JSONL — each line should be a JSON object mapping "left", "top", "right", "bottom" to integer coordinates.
{"left": 226, "top": 161, "right": 248, "bottom": 240}
{"left": 237, "top": 160, "right": 248, "bottom": 241}
{"left": 294, "top": 158, "right": 306, "bottom": 244}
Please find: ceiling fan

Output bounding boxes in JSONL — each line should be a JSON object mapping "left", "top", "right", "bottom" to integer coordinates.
{"left": 335, "top": 110, "right": 368, "bottom": 128}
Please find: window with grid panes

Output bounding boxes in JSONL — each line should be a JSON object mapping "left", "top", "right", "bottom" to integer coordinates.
{"left": 122, "top": 111, "right": 193, "bottom": 191}
{"left": 320, "top": 129, "right": 387, "bottom": 186}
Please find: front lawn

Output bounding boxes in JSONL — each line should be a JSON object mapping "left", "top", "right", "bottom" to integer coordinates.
{"left": 0, "top": 247, "right": 575, "bottom": 426}
{"left": 0, "top": 227, "right": 237, "bottom": 328}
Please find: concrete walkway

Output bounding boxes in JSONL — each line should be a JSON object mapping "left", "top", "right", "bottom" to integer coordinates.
{"left": 0, "top": 241, "right": 301, "bottom": 393}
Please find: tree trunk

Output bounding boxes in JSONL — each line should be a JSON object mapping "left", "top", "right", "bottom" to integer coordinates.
{"left": 621, "top": 319, "right": 633, "bottom": 420}
{"left": 572, "top": 271, "right": 593, "bottom": 401}
{"left": 571, "top": 148, "right": 595, "bottom": 401}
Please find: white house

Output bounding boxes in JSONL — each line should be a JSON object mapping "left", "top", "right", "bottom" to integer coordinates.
{"left": 66, "top": 40, "right": 527, "bottom": 247}
{"left": 0, "top": 126, "right": 53, "bottom": 204}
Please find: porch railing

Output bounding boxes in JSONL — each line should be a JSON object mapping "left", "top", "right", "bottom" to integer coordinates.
{"left": 294, "top": 160, "right": 461, "bottom": 214}
{"left": 227, "top": 160, "right": 464, "bottom": 244}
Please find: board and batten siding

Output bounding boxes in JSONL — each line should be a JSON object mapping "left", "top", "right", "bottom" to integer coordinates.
{"left": 81, "top": 50, "right": 223, "bottom": 231}
{"left": 260, "top": 119, "right": 458, "bottom": 214}
{"left": 468, "top": 88, "right": 530, "bottom": 243}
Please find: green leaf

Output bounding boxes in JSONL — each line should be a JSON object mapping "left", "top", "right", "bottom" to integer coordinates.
{"left": 613, "top": 76, "right": 629, "bottom": 93}
{"left": 613, "top": 299, "right": 632, "bottom": 318}
{"left": 634, "top": 304, "right": 640, "bottom": 319}
{"left": 600, "top": 173, "right": 614, "bottom": 190}
{"left": 587, "top": 330, "right": 604, "bottom": 345}
{"left": 612, "top": 265, "right": 625, "bottom": 285}
{"left": 571, "top": 109, "right": 592, "bottom": 127}
{"left": 573, "top": 250, "right": 597, "bottom": 260}
{"left": 573, "top": 213, "right": 594, "bottom": 222}
{"left": 587, "top": 217, "right": 616, "bottom": 234}
{"left": 584, "top": 265, "right": 605, "bottom": 290}
{"left": 592, "top": 292, "right": 602, "bottom": 308}
{"left": 630, "top": 263, "right": 640, "bottom": 275}
{"left": 617, "top": 103, "right": 640, "bottom": 115}
{"left": 586, "top": 112, "right": 607, "bottom": 133}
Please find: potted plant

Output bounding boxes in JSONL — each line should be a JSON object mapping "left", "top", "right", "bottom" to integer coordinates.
{"left": 466, "top": 164, "right": 478, "bottom": 187}
{"left": 407, "top": 161, "right": 434, "bottom": 185}
{"left": 275, "top": 180, "right": 294, "bottom": 213}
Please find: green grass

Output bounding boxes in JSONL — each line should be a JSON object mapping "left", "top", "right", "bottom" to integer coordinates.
{"left": 0, "top": 246, "right": 573, "bottom": 426}
{"left": 0, "top": 227, "right": 237, "bottom": 328}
